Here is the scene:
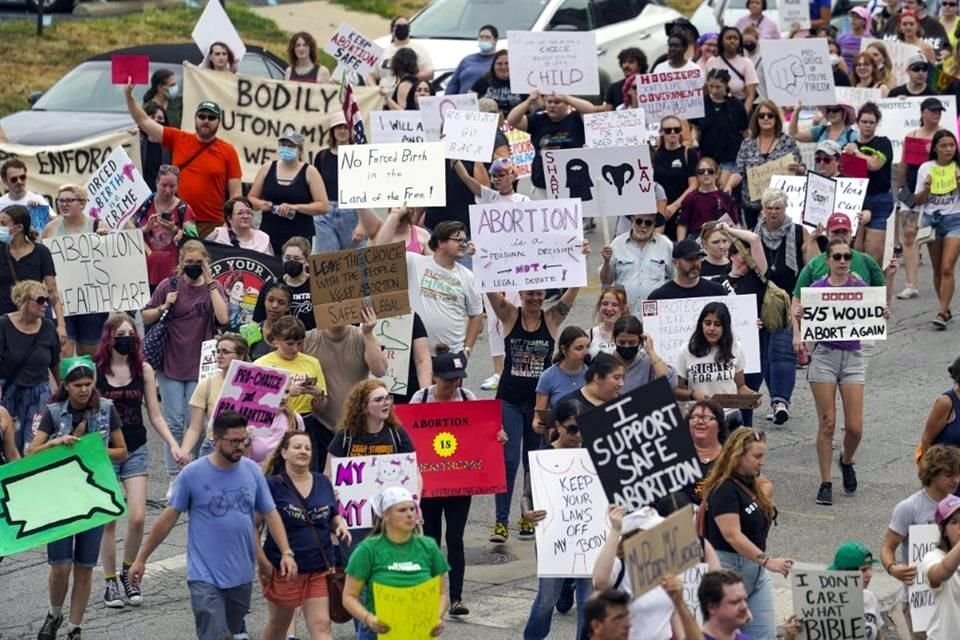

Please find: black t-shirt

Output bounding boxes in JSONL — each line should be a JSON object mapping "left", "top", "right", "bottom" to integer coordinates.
{"left": 700, "top": 261, "right": 731, "bottom": 283}
{"left": 695, "top": 97, "right": 749, "bottom": 165}
{"left": 470, "top": 76, "right": 526, "bottom": 115}
{"left": 856, "top": 136, "right": 894, "bottom": 196}
{"left": 706, "top": 476, "right": 769, "bottom": 552}
{"left": 312, "top": 148, "right": 339, "bottom": 203}
{"left": 0, "top": 243, "right": 56, "bottom": 315}
{"left": 648, "top": 278, "right": 728, "bottom": 300}
{"left": 653, "top": 146, "right": 697, "bottom": 205}
{"left": 0, "top": 316, "right": 60, "bottom": 386}
{"left": 887, "top": 84, "right": 934, "bottom": 98}
{"left": 263, "top": 473, "right": 337, "bottom": 573}
{"left": 527, "top": 110, "right": 586, "bottom": 189}
{"left": 38, "top": 402, "right": 122, "bottom": 437}
{"left": 252, "top": 277, "right": 315, "bottom": 331}
{"left": 327, "top": 425, "right": 415, "bottom": 458}
{"left": 605, "top": 78, "right": 626, "bottom": 109}
{"left": 721, "top": 269, "right": 765, "bottom": 316}
{"left": 394, "top": 313, "right": 428, "bottom": 404}
{"left": 425, "top": 161, "right": 479, "bottom": 235}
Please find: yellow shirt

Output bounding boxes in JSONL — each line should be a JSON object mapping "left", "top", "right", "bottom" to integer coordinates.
{"left": 254, "top": 352, "right": 326, "bottom": 415}
{"left": 189, "top": 371, "right": 225, "bottom": 441}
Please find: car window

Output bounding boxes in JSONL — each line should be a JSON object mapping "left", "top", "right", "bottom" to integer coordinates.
{"left": 238, "top": 54, "right": 268, "bottom": 77}
{"left": 591, "top": 0, "right": 641, "bottom": 26}
{"left": 33, "top": 62, "right": 165, "bottom": 113}
{"left": 410, "top": 0, "right": 548, "bottom": 38}
{"left": 547, "top": 0, "right": 596, "bottom": 31}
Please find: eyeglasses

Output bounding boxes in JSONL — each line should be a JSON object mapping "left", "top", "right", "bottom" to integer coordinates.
{"left": 222, "top": 437, "right": 252, "bottom": 447}
{"left": 689, "top": 413, "right": 718, "bottom": 423}
{"left": 633, "top": 217, "right": 656, "bottom": 227}
{"left": 56, "top": 197, "right": 84, "bottom": 205}
{"left": 697, "top": 168, "right": 717, "bottom": 175}
{"left": 756, "top": 112, "right": 776, "bottom": 120}
{"left": 31, "top": 295, "right": 49, "bottom": 305}
{"left": 370, "top": 394, "right": 392, "bottom": 403}
{"left": 944, "top": 1, "right": 957, "bottom": 5}
{"left": 7, "top": 174, "right": 26, "bottom": 184}
{"left": 446, "top": 236, "right": 468, "bottom": 245}
{"left": 814, "top": 155, "right": 836, "bottom": 163}
{"left": 662, "top": 127, "right": 682, "bottom": 134}
{"left": 831, "top": 252, "right": 853, "bottom": 261}
{"left": 197, "top": 113, "right": 220, "bottom": 122}
{"left": 908, "top": 65, "right": 929, "bottom": 72}
{"left": 235, "top": 208, "right": 254, "bottom": 216}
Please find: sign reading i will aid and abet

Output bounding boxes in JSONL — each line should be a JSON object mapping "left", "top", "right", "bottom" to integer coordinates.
{"left": 800, "top": 286, "right": 887, "bottom": 342}
{"left": 507, "top": 31, "right": 599, "bottom": 95}
{"left": 84, "top": 146, "right": 151, "bottom": 230}
{"left": 323, "top": 22, "right": 383, "bottom": 77}
{"left": 337, "top": 142, "right": 445, "bottom": 207}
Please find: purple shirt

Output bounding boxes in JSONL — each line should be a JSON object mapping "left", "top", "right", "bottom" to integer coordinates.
{"left": 810, "top": 274, "right": 866, "bottom": 351}
{"left": 146, "top": 276, "right": 225, "bottom": 381}
{"left": 704, "top": 633, "right": 751, "bottom": 640}
{"left": 677, "top": 189, "right": 740, "bottom": 237}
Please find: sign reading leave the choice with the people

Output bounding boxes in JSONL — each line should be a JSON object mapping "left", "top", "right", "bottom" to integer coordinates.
{"left": 507, "top": 30, "right": 600, "bottom": 95}
{"left": 469, "top": 198, "right": 587, "bottom": 292}
{"left": 543, "top": 146, "right": 656, "bottom": 217}
{"left": 369, "top": 111, "right": 424, "bottom": 144}
{"left": 323, "top": 22, "right": 383, "bottom": 77}
{"left": 622, "top": 506, "right": 702, "bottom": 598}
{"left": 212, "top": 360, "right": 291, "bottom": 429}
{"left": 800, "top": 286, "right": 887, "bottom": 342}
{"left": 633, "top": 69, "right": 704, "bottom": 122}
{"left": 394, "top": 400, "right": 506, "bottom": 498}
{"left": 584, "top": 110, "right": 647, "bottom": 148}
{"left": 792, "top": 569, "right": 867, "bottom": 640}
{"left": 45, "top": 229, "right": 149, "bottom": 316}
{"left": 329, "top": 452, "right": 419, "bottom": 529}
{"left": 84, "top": 146, "right": 151, "bottom": 230}
{"left": 762, "top": 38, "right": 836, "bottom": 107}
{"left": 908, "top": 523, "right": 939, "bottom": 632}
{"left": 337, "top": 142, "right": 445, "bottom": 207}
{"left": 442, "top": 109, "right": 499, "bottom": 162}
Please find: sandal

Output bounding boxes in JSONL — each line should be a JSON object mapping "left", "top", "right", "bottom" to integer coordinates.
{"left": 934, "top": 312, "right": 949, "bottom": 329}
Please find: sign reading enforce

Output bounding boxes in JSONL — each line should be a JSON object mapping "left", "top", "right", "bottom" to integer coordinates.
{"left": 800, "top": 286, "right": 887, "bottom": 342}
{"left": 622, "top": 506, "right": 701, "bottom": 599}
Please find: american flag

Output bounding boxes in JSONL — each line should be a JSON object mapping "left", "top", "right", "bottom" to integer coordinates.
{"left": 342, "top": 83, "right": 367, "bottom": 144}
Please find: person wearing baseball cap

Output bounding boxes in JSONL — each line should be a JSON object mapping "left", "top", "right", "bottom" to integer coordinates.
{"left": 647, "top": 238, "right": 727, "bottom": 300}
{"left": 788, "top": 102, "right": 857, "bottom": 149}
{"left": 918, "top": 494, "right": 960, "bottom": 638}
{"left": 453, "top": 156, "right": 527, "bottom": 203}
{"left": 837, "top": 7, "right": 871, "bottom": 69}
{"left": 888, "top": 53, "right": 935, "bottom": 98}
{"left": 827, "top": 541, "right": 884, "bottom": 638}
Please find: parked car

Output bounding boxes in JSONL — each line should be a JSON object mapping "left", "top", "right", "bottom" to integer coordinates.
{"left": 709, "top": 0, "right": 859, "bottom": 35}
{"left": 0, "top": 43, "right": 286, "bottom": 145}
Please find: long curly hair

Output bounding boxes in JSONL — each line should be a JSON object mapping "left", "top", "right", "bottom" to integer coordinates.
{"left": 338, "top": 379, "right": 401, "bottom": 439}
{"left": 701, "top": 428, "right": 774, "bottom": 522}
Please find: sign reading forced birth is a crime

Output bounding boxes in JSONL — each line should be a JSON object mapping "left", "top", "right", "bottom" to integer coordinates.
{"left": 0, "top": 434, "right": 126, "bottom": 556}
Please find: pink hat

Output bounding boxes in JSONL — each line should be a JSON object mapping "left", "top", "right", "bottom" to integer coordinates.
{"left": 936, "top": 495, "right": 960, "bottom": 526}
{"left": 850, "top": 6, "right": 870, "bottom": 22}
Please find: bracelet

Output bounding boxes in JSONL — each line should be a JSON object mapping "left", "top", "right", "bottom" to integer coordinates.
{"left": 207, "top": 282, "right": 217, "bottom": 290}
{"left": 762, "top": 557, "right": 770, "bottom": 568}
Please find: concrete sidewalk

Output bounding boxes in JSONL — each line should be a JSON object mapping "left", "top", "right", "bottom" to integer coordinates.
{"left": 251, "top": 0, "right": 390, "bottom": 46}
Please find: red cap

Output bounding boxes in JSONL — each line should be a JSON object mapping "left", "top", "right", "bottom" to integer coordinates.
{"left": 826, "top": 212, "right": 852, "bottom": 231}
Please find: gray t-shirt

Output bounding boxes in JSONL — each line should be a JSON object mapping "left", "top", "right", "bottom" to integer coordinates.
{"left": 888, "top": 488, "right": 938, "bottom": 601}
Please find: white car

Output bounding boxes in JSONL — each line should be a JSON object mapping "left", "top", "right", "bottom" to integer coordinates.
{"left": 377, "top": 0, "right": 709, "bottom": 97}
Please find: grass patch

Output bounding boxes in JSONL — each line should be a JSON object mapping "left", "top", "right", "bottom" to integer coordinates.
{"left": 0, "top": 5, "right": 292, "bottom": 117}
{"left": 328, "top": 0, "right": 428, "bottom": 19}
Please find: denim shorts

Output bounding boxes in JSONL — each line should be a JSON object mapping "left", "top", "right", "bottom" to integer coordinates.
{"left": 47, "top": 525, "right": 104, "bottom": 567}
{"left": 922, "top": 212, "right": 960, "bottom": 239}
{"left": 64, "top": 312, "right": 109, "bottom": 345}
{"left": 864, "top": 191, "right": 894, "bottom": 230}
{"left": 113, "top": 443, "right": 149, "bottom": 480}
{"left": 808, "top": 344, "right": 865, "bottom": 384}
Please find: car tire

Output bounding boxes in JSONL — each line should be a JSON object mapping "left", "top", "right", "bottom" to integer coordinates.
{"left": 26, "top": 0, "right": 74, "bottom": 13}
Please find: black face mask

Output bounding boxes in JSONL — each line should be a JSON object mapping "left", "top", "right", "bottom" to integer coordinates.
{"left": 616, "top": 345, "right": 640, "bottom": 361}
{"left": 394, "top": 24, "right": 410, "bottom": 40}
{"left": 743, "top": 42, "right": 757, "bottom": 52}
{"left": 283, "top": 260, "right": 304, "bottom": 278}
{"left": 113, "top": 336, "right": 136, "bottom": 356}
{"left": 183, "top": 264, "right": 203, "bottom": 280}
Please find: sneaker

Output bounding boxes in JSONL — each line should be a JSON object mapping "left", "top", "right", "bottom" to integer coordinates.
{"left": 518, "top": 518, "right": 535, "bottom": 540}
{"left": 765, "top": 407, "right": 774, "bottom": 422}
{"left": 556, "top": 579, "right": 575, "bottom": 614}
{"left": 120, "top": 568, "right": 142, "bottom": 605}
{"left": 772, "top": 402, "right": 789, "bottom": 425}
{"left": 449, "top": 601, "right": 470, "bottom": 616}
{"left": 233, "top": 634, "right": 250, "bottom": 640}
{"left": 489, "top": 521, "right": 508, "bottom": 544}
{"left": 896, "top": 286, "right": 919, "bottom": 299}
{"left": 65, "top": 629, "right": 82, "bottom": 640}
{"left": 816, "top": 482, "right": 833, "bottom": 505}
{"left": 37, "top": 612, "right": 63, "bottom": 640}
{"left": 103, "top": 577, "right": 125, "bottom": 608}
{"left": 839, "top": 456, "right": 858, "bottom": 495}
{"left": 480, "top": 373, "right": 500, "bottom": 391}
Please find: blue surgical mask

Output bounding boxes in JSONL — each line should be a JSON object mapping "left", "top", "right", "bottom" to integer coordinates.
{"left": 478, "top": 40, "right": 494, "bottom": 53}
{"left": 278, "top": 146, "right": 298, "bottom": 162}
{"left": 167, "top": 83, "right": 180, "bottom": 98}
{"left": 0, "top": 227, "right": 10, "bottom": 244}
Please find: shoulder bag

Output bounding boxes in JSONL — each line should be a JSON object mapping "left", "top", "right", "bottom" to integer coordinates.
{"left": 724, "top": 232, "right": 791, "bottom": 331}
{"left": 143, "top": 277, "right": 178, "bottom": 370}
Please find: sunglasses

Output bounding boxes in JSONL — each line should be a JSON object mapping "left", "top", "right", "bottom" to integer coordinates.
{"left": 196, "top": 113, "right": 220, "bottom": 122}
{"left": 559, "top": 422, "right": 580, "bottom": 434}
{"left": 757, "top": 112, "right": 776, "bottom": 120}
{"left": 831, "top": 252, "right": 853, "bottom": 261}
{"left": 752, "top": 429, "right": 767, "bottom": 442}
{"left": 944, "top": 1, "right": 957, "bottom": 5}
{"left": 32, "top": 295, "right": 50, "bottom": 305}
{"left": 908, "top": 65, "right": 928, "bottom": 72}
{"left": 825, "top": 106, "right": 843, "bottom": 113}
{"left": 814, "top": 155, "right": 836, "bottom": 163}
{"left": 7, "top": 175, "right": 26, "bottom": 184}
{"left": 697, "top": 168, "right": 717, "bottom": 175}
{"left": 662, "top": 127, "right": 682, "bottom": 134}
{"left": 633, "top": 217, "right": 656, "bottom": 227}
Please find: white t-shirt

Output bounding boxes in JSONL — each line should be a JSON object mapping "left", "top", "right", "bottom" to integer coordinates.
{"left": 0, "top": 190, "right": 45, "bottom": 208}
{"left": 609, "top": 556, "right": 674, "bottom": 640}
{"left": 863, "top": 589, "right": 880, "bottom": 640}
{"left": 477, "top": 185, "right": 530, "bottom": 204}
{"left": 920, "top": 548, "right": 960, "bottom": 639}
{"left": 377, "top": 41, "right": 435, "bottom": 89}
{"left": 676, "top": 342, "right": 745, "bottom": 397}
{"left": 588, "top": 324, "right": 616, "bottom": 357}
{"left": 406, "top": 253, "right": 483, "bottom": 354}
{"left": 916, "top": 160, "right": 960, "bottom": 216}
{"left": 650, "top": 59, "right": 701, "bottom": 75}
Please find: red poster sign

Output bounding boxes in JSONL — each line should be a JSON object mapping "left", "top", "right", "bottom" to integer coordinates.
{"left": 840, "top": 153, "right": 868, "bottom": 178}
{"left": 904, "top": 136, "right": 931, "bottom": 166}
{"left": 394, "top": 399, "right": 506, "bottom": 498}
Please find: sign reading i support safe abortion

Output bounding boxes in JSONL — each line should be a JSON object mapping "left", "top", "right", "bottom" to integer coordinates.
{"left": 83, "top": 146, "right": 151, "bottom": 230}
{"left": 212, "top": 360, "right": 291, "bottom": 430}
{"left": 329, "top": 453, "right": 419, "bottom": 529}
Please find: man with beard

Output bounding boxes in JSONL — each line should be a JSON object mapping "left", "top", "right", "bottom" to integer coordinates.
{"left": 601, "top": 211, "right": 674, "bottom": 315}
{"left": 647, "top": 238, "right": 728, "bottom": 300}
{"left": 124, "top": 83, "right": 242, "bottom": 238}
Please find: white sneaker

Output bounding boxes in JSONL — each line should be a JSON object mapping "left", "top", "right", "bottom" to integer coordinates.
{"left": 481, "top": 373, "right": 500, "bottom": 390}
{"left": 765, "top": 407, "right": 774, "bottom": 421}
{"left": 897, "top": 286, "right": 919, "bottom": 299}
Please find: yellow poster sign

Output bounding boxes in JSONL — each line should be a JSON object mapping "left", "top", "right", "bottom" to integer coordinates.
{"left": 372, "top": 576, "right": 441, "bottom": 638}
{"left": 930, "top": 164, "right": 958, "bottom": 195}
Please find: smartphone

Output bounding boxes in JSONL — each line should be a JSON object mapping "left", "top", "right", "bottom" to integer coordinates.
{"left": 160, "top": 211, "right": 173, "bottom": 221}
{"left": 304, "top": 376, "right": 318, "bottom": 387}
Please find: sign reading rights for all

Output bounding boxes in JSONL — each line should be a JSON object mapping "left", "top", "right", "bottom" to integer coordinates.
{"left": 800, "top": 286, "right": 888, "bottom": 342}
{"left": 323, "top": 22, "right": 384, "bottom": 77}
{"left": 633, "top": 69, "right": 704, "bottom": 122}
{"left": 337, "top": 142, "right": 446, "bottom": 207}
{"left": 507, "top": 31, "right": 600, "bottom": 95}
{"left": 329, "top": 452, "right": 419, "bottom": 529}
{"left": 212, "top": 360, "right": 291, "bottom": 430}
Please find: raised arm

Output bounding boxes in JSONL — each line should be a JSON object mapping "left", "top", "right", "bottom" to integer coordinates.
{"left": 123, "top": 81, "right": 164, "bottom": 142}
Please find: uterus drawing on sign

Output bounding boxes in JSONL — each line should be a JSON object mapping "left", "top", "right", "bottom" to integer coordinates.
{"left": 602, "top": 163, "right": 635, "bottom": 196}
{"left": 565, "top": 158, "right": 594, "bottom": 201}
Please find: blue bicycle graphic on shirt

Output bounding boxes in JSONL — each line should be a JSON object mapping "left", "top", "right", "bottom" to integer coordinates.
{"left": 207, "top": 488, "right": 254, "bottom": 517}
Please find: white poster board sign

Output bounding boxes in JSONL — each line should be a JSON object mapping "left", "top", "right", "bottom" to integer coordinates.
{"left": 792, "top": 569, "right": 867, "bottom": 640}
{"left": 528, "top": 448, "right": 610, "bottom": 577}
{"left": 374, "top": 313, "right": 414, "bottom": 396}
{"left": 329, "top": 452, "right": 419, "bottom": 529}
{"left": 418, "top": 94, "right": 478, "bottom": 142}
{"left": 584, "top": 110, "right": 647, "bottom": 148}
{"left": 908, "top": 523, "right": 940, "bottom": 632}
{"left": 469, "top": 198, "right": 587, "bottom": 292}
{"left": 338, "top": 142, "right": 445, "bottom": 207}
{"left": 768, "top": 175, "right": 867, "bottom": 234}
{"left": 323, "top": 22, "right": 384, "bottom": 77}
{"left": 640, "top": 295, "right": 761, "bottom": 374}
{"left": 634, "top": 69, "right": 705, "bottom": 122}
{"left": 84, "top": 146, "right": 151, "bottom": 230}
{"left": 683, "top": 563, "right": 709, "bottom": 625}
{"left": 803, "top": 171, "right": 837, "bottom": 229}
{"left": 542, "top": 146, "right": 657, "bottom": 216}
{"left": 191, "top": 0, "right": 246, "bottom": 67}
{"left": 369, "top": 111, "right": 425, "bottom": 144}
{"left": 442, "top": 110, "right": 500, "bottom": 162}
{"left": 761, "top": 38, "right": 836, "bottom": 107}
{"left": 198, "top": 339, "right": 219, "bottom": 381}
{"left": 507, "top": 30, "right": 600, "bottom": 95}
{"left": 778, "top": 0, "right": 811, "bottom": 31}
{"left": 800, "top": 286, "right": 888, "bottom": 342}
{"left": 861, "top": 38, "right": 921, "bottom": 86}
{"left": 833, "top": 87, "right": 882, "bottom": 110}
{"left": 874, "top": 95, "right": 959, "bottom": 163}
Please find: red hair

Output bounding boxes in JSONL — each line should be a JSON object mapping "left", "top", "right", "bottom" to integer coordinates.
{"left": 92, "top": 313, "right": 145, "bottom": 380}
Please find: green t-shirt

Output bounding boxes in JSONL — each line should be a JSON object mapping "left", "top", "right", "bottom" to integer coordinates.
{"left": 346, "top": 533, "right": 450, "bottom": 613}
{"left": 792, "top": 250, "right": 885, "bottom": 297}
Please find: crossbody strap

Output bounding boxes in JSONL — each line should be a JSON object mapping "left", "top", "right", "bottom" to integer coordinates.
{"left": 279, "top": 472, "right": 335, "bottom": 570}
{"left": 4, "top": 245, "right": 18, "bottom": 284}
{"left": 177, "top": 140, "right": 216, "bottom": 173}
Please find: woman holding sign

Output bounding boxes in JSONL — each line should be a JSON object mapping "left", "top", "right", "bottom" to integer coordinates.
{"left": 846, "top": 102, "right": 894, "bottom": 266}
{"left": 919, "top": 495, "right": 960, "bottom": 639}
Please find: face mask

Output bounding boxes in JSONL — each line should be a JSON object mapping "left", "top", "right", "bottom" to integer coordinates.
{"left": 277, "top": 146, "right": 298, "bottom": 162}
{"left": 167, "top": 83, "right": 180, "bottom": 98}
{"left": 394, "top": 24, "right": 410, "bottom": 40}
{"left": 743, "top": 42, "right": 757, "bottom": 52}
{"left": 0, "top": 227, "right": 9, "bottom": 244}
{"left": 113, "top": 336, "right": 136, "bottom": 355}
{"left": 616, "top": 345, "right": 640, "bottom": 361}
{"left": 283, "top": 260, "right": 304, "bottom": 277}
{"left": 183, "top": 263, "right": 203, "bottom": 280}
{"left": 830, "top": 54, "right": 841, "bottom": 67}
{"left": 478, "top": 40, "right": 494, "bottom": 53}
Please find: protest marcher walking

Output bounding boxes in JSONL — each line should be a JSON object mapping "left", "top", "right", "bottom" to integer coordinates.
{"left": 919, "top": 495, "right": 960, "bottom": 639}
{"left": 134, "top": 165, "right": 198, "bottom": 292}
{"left": 687, "top": 399, "right": 728, "bottom": 504}
{"left": 648, "top": 239, "right": 728, "bottom": 300}
{"left": 254, "top": 316, "right": 327, "bottom": 419}
{"left": 600, "top": 212, "right": 674, "bottom": 315}
{"left": 533, "top": 326, "right": 590, "bottom": 425}
{"left": 587, "top": 287, "right": 628, "bottom": 357}
{"left": 612, "top": 314, "right": 676, "bottom": 393}
{"left": 582, "top": 589, "right": 632, "bottom": 640}
{"left": 921, "top": 355, "right": 960, "bottom": 450}
{"left": 677, "top": 157, "right": 740, "bottom": 241}
{"left": 827, "top": 541, "right": 885, "bottom": 639}
{"left": 243, "top": 281, "right": 292, "bottom": 359}
{"left": 704, "top": 26, "right": 760, "bottom": 112}
{"left": 847, "top": 102, "right": 894, "bottom": 265}
{"left": 471, "top": 50, "right": 526, "bottom": 116}
{"left": 253, "top": 236, "right": 315, "bottom": 330}
{"left": 692, "top": 70, "right": 749, "bottom": 186}
{"left": 654, "top": 115, "right": 698, "bottom": 238}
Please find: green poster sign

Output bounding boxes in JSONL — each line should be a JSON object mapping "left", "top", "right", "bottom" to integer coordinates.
{"left": 0, "top": 433, "right": 126, "bottom": 556}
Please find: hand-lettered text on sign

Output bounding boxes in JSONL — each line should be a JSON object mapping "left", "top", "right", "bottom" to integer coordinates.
{"left": 337, "top": 142, "right": 446, "bottom": 207}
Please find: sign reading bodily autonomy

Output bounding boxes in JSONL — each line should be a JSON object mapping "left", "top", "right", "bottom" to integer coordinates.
{"left": 84, "top": 146, "right": 151, "bottom": 230}
{"left": 0, "top": 434, "right": 126, "bottom": 556}
{"left": 212, "top": 360, "right": 291, "bottom": 430}
{"left": 542, "top": 146, "right": 657, "bottom": 217}
{"left": 800, "top": 286, "right": 888, "bottom": 342}
{"left": 394, "top": 400, "right": 506, "bottom": 498}
{"left": 329, "top": 452, "right": 419, "bottom": 529}
{"left": 337, "top": 142, "right": 446, "bottom": 207}
{"left": 507, "top": 31, "right": 599, "bottom": 95}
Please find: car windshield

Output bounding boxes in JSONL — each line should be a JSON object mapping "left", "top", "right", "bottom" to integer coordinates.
{"left": 410, "top": 0, "right": 550, "bottom": 39}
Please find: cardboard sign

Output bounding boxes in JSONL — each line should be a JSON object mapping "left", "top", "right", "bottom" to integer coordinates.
{"left": 778, "top": 0, "right": 811, "bottom": 31}
{"left": 683, "top": 563, "right": 709, "bottom": 625}
{"left": 507, "top": 30, "right": 600, "bottom": 95}
{"left": 198, "top": 339, "right": 219, "bottom": 381}
{"left": 329, "top": 452, "right": 419, "bottom": 529}
{"left": 191, "top": 0, "right": 246, "bottom": 67}
{"left": 442, "top": 110, "right": 500, "bottom": 162}
{"left": 28, "top": 205, "right": 50, "bottom": 231}
{"left": 369, "top": 111, "right": 425, "bottom": 144}
{"left": 762, "top": 38, "right": 836, "bottom": 107}
{"left": 503, "top": 124, "right": 534, "bottom": 178}
{"left": 542, "top": 146, "right": 657, "bottom": 217}
{"left": 908, "top": 523, "right": 940, "bottom": 632}
{"left": 584, "top": 110, "right": 647, "bottom": 148}
{"left": 581, "top": 377, "right": 702, "bottom": 511}
{"left": 395, "top": 400, "right": 506, "bottom": 498}
{"left": 373, "top": 576, "right": 440, "bottom": 638}
{"left": 840, "top": 153, "right": 868, "bottom": 179}
{"left": 528, "top": 448, "right": 610, "bottom": 578}
{"left": 205, "top": 241, "right": 283, "bottom": 332}
{"left": 640, "top": 295, "right": 761, "bottom": 374}
{"left": 83, "top": 146, "right": 151, "bottom": 230}
{"left": 833, "top": 87, "right": 882, "bottom": 110}
{"left": 873, "top": 96, "right": 958, "bottom": 163}
{"left": 337, "top": 142, "right": 445, "bottom": 208}
{"left": 469, "top": 198, "right": 587, "bottom": 292}
{"left": 746, "top": 154, "right": 797, "bottom": 202}
{"left": 110, "top": 54, "right": 149, "bottom": 85}
{"left": 803, "top": 171, "right": 838, "bottom": 229}
{"left": 633, "top": 69, "right": 705, "bottom": 122}
{"left": 308, "top": 241, "right": 410, "bottom": 329}
{"left": 418, "top": 94, "right": 478, "bottom": 142}
{"left": 374, "top": 313, "right": 413, "bottom": 396}
{"left": 181, "top": 65, "right": 381, "bottom": 180}
{"left": 904, "top": 136, "right": 931, "bottom": 166}
{"left": 800, "top": 286, "right": 887, "bottom": 342}
{"left": 44, "top": 229, "right": 149, "bottom": 316}
{"left": 212, "top": 360, "right": 291, "bottom": 430}
{"left": 768, "top": 175, "right": 867, "bottom": 234}
{"left": 861, "top": 38, "right": 919, "bottom": 86}
{"left": 621, "top": 505, "right": 701, "bottom": 599}
{"left": 323, "top": 22, "right": 384, "bottom": 77}
{"left": 792, "top": 569, "right": 867, "bottom": 640}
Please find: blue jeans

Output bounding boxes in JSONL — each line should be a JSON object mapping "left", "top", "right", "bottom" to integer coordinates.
{"left": 495, "top": 401, "right": 538, "bottom": 524}
{"left": 716, "top": 550, "right": 775, "bottom": 640}
{"left": 1, "top": 381, "right": 51, "bottom": 454}
{"left": 157, "top": 373, "right": 198, "bottom": 476}
{"left": 760, "top": 328, "right": 796, "bottom": 406}
{"left": 313, "top": 202, "right": 361, "bottom": 253}
{"left": 522, "top": 577, "right": 592, "bottom": 639}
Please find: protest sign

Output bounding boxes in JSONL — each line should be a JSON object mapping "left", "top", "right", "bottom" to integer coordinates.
{"left": 874, "top": 96, "right": 958, "bottom": 163}
{"left": 198, "top": 339, "right": 219, "bottom": 381}
{"left": 418, "top": 94, "right": 478, "bottom": 142}
{"left": 442, "top": 109, "right": 500, "bottom": 162}
{"left": 528, "top": 448, "right": 610, "bottom": 577}
{"left": 542, "top": 146, "right": 656, "bottom": 217}
{"left": 833, "top": 87, "right": 882, "bottom": 110}
{"left": 746, "top": 154, "right": 797, "bottom": 202}
{"left": 762, "top": 38, "right": 836, "bottom": 107}
{"left": 212, "top": 360, "right": 291, "bottom": 430}
{"left": 908, "top": 523, "right": 939, "bottom": 632}
{"left": 205, "top": 241, "right": 283, "bottom": 332}
{"left": 182, "top": 65, "right": 381, "bottom": 180}
{"left": 800, "top": 286, "right": 887, "bottom": 342}
{"left": 374, "top": 313, "right": 413, "bottom": 395}
{"left": 469, "top": 199, "right": 587, "bottom": 292}
{"left": 882, "top": 211, "right": 897, "bottom": 269}
{"left": 507, "top": 31, "right": 600, "bottom": 95}
{"left": 904, "top": 136, "right": 931, "bottom": 166}
{"left": 622, "top": 505, "right": 701, "bottom": 599}
{"left": 329, "top": 452, "right": 419, "bottom": 528}
{"left": 28, "top": 205, "right": 50, "bottom": 231}
{"left": 337, "top": 142, "right": 445, "bottom": 207}
{"left": 633, "top": 69, "right": 704, "bottom": 122}
{"left": 778, "top": 0, "right": 811, "bottom": 31}
{"left": 83, "top": 146, "right": 151, "bottom": 230}
{"left": 369, "top": 111, "right": 425, "bottom": 144}
{"left": 769, "top": 175, "right": 866, "bottom": 233}
{"left": 45, "top": 229, "right": 149, "bottom": 316}
{"left": 840, "top": 153, "right": 868, "bottom": 179}
{"left": 930, "top": 164, "right": 957, "bottom": 194}
{"left": 683, "top": 563, "right": 709, "bottom": 625}
{"left": 323, "top": 22, "right": 383, "bottom": 77}
{"left": 803, "top": 171, "right": 838, "bottom": 228}
{"left": 861, "top": 38, "right": 919, "bottom": 86}
{"left": 373, "top": 576, "right": 440, "bottom": 638}
{"left": 581, "top": 377, "right": 702, "bottom": 510}
{"left": 192, "top": 0, "right": 246, "bottom": 66}
{"left": 503, "top": 124, "right": 534, "bottom": 178}
{"left": 111, "top": 54, "right": 149, "bottom": 85}
{"left": 584, "top": 110, "right": 647, "bottom": 148}
{"left": 640, "top": 295, "right": 761, "bottom": 373}
{"left": 395, "top": 400, "right": 506, "bottom": 498}
{"left": 0, "top": 130, "right": 141, "bottom": 206}
{"left": 308, "top": 241, "right": 409, "bottom": 329}
{"left": 0, "top": 434, "right": 126, "bottom": 556}
{"left": 792, "top": 569, "right": 867, "bottom": 640}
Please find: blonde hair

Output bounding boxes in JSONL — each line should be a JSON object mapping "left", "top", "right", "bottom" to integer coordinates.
{"left": 57, "top": 183, "right": 88, "bottom": 201}
{"left": 281, "top": 236, "right": 311, "bottom": 260}
{"left": 701, "top": 429, "right": 775, "bottom": 521}
{"left": 11, "top": 279, "right": 47, "bottom": 309}
{"left": 177, "top": 239, "right": 210, "bottom": 273}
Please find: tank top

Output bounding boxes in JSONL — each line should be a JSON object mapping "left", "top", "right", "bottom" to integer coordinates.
{"left": 52, "top": 215, "right": 96, "bottom": 236}
{"left": 313, "top": 149, "right": 339, "bottom": 205}
{"left": 289, "top": 65, "right": 320, "bottom": 82}
{"left": 496, "top": 311, "right": 554, "bottom": 406}
{"left": 258, "top": 162, "right": 315, "bottom": 242}
{"left": 97, "top": 369, "right": 147, "bottom": 452}
{"left": 406, "top": 225, "right": 423, "bottom": 254}
{"left": 934, "top": 389, "right": 960, "bottom": 447}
